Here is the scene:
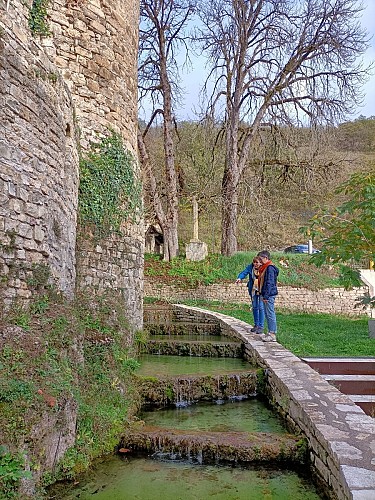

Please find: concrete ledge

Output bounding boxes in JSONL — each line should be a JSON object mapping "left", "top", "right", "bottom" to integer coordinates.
{"left": 172, "top": 304, "right": 375, "bottom": 500}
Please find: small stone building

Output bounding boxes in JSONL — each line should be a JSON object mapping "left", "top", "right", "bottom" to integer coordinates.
{"left": 145, "top": 224, "right": 164, "bottom": 255}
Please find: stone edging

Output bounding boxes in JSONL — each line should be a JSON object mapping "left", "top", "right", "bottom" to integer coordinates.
{"left": 172, "top": 304, "right": 375, "bottom": 500}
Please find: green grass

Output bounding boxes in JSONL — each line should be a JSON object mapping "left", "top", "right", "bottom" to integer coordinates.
{"left": 0, "top": 291, "right": 142, "bottom": 491}
{"left": 177, "top": 299, "right": 375, "bottom": 358}
{"left": 145, "top": 252, "right": 342, "bottom": 290}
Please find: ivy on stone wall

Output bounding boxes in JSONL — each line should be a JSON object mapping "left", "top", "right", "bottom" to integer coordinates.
{"left": 78, "top": 131, "right": 141, "bottom": 236}
{"left": 28, "top": 0, "right": 51, "bottom": 37}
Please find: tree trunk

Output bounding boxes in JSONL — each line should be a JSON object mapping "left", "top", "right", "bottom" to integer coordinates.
{"left": 138, "top": 131, "right": 165, "bottom": 224}
{"left": 221, "top": 170, "right": 239, "bottom": 256}
{"left": 160, "top": 44, "right": 179, "bottom": 260}
{"left": 138, "top": 130, "right": 179, "bottom": 261}
{"left": 221, "top": 102, "right": 241, "bottom": 256}
{"left": 162, "top": 221, "right": 179, "bottom": 262}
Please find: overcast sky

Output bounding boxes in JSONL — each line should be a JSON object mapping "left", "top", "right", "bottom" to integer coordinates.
{"left": 359, "top": 1, "right": 375, "bottom": 117}
{"left": 173, "top": 1, "right": 375, "bottom": 121}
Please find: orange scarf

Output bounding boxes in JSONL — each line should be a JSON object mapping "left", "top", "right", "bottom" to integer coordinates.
{"left": 258, "top": 260, "right": 273, "bottom": 292}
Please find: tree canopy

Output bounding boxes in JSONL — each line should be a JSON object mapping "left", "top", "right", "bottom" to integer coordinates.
{"left": 304, "top": 170, "right": 375, "bottom": 296}
{"left": 195, "top": 0, "right": 372, "bottom": 255}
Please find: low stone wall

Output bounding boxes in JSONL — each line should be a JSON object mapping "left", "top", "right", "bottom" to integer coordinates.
{"left": 143, "top": 339, "right": 243, "bottom": 358}
{"left": 144, "top": 280, "right": 369, "bottom": 316}
{"left": 160, "top": 304, "right": 375, "bottom": 500}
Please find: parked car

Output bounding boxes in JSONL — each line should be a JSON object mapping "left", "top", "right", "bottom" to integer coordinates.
{"left": 284, "top": 244, "right": 320, "bottom": 254}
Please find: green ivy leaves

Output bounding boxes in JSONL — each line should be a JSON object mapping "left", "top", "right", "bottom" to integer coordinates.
{"left": 28, "top": 0, "right": 51, "bottom": 37}
{"left": 78, "top": 131, "right": 141, "bottom": 236}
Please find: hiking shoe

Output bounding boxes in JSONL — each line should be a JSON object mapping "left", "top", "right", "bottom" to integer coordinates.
{"left": 250, "top": 326, "right": 264, "bottom": 334}
{"left": 262, "top": 333, "right": 277, "bottom": 343}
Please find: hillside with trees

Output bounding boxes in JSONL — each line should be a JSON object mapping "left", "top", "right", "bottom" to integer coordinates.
{"left": 138, "top": 0, "right": 373, "bottom": 258}
{"left": 141, "top": 117, "right": 375, "bottom": 254}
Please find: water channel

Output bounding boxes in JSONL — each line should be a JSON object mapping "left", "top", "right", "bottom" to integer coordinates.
{"left": 49, "top": 330, "right": 325, "bottom": 499}
{"left": 49, "top": 455, "right": 321, "bottom": 499}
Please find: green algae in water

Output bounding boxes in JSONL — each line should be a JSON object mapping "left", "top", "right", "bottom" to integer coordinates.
{"left": 139, "top": 399, "right": 286, "bottom": 434}
{"left": 136, "top": 354, "right": 251, "bottom": 377}
{"left": 49, "top": 456, "right": 322, "bottom": 499}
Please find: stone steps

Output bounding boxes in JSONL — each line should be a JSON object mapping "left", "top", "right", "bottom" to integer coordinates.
{"left": 122, "top": 427, "right": 304, "bottom": 466}
{"left": 303, "top": 358, "right": 375, "bottom": 416}
{"left": 145, "top": 322, "right": 222, "bottom": 336}
{"left": 136, "top": 371, "right": 258, "bottom": 407}
{"left": 143, "top": 339, "right": 243, "bottom": 357}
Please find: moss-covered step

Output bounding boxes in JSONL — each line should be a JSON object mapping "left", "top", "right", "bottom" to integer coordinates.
{"left": 143, "top": 338, "right": 243, "bottom": 357}
{"left": 145, "top": 322, "right": 222, "bottom": 336}
{"left": 134, "top": 371, "right": 258, "bottom": 406}
{"left": 121, "top": 426, "right": 306, "bottom": 466}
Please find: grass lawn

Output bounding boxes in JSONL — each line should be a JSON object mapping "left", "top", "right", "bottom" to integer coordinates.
{"left": 145, "top": 251, "right": 342, "bottom": 289}
{"left": 177, "top": 299, "right": 375, "bottom": 358}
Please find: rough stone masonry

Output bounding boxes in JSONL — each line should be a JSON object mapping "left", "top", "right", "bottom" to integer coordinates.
{"left": 0, "top": 0, "right": 143, "bottom": 329}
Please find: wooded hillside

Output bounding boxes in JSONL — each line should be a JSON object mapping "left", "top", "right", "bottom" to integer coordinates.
{"left": 143, "top": 116, "right": 375, "bottom": 253}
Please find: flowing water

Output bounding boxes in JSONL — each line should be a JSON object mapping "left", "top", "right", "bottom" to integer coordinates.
{"left": 48, "top": 337, "right": 324, "bottom": 498}
{"left": 139, "top": 399, "right": 286, "bottom": 434}
{"left": 149, "top": 333, "right": 240, "bottom": 343}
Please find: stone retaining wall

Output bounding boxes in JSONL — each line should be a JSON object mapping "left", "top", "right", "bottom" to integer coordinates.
{"left": 166, "top": 304, "right": 375, "bottom": 500}
{"left": 144, "top": 280, "right": 369, "bottom": 316}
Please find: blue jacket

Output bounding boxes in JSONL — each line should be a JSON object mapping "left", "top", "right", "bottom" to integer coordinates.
{"left": 237, "top": 263, "right": 279, "bottom": 300}
{"left": 237, "top": 264, "right": 255, "bottom": 295}
{"left": 260, "top": 264, "right": 279, "bottom": 300}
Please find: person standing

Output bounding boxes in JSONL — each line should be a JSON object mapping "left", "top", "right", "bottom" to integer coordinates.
{"left": 235, "top": 257, "right": 265, "bottom": 334}
{"left": 257, "top": 250, "right": 279, "bottom": 342}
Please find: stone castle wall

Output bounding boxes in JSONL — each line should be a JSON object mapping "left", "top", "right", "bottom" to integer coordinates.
{"left": 1, "top": 2, "right": 79, "bottom": 300}
{"left": 1, "top": 0, "right": 143, "bottom": 327}
{"left": 46, "top": 0, "right": 143, "bottom": 327}
{"left": 77, "top": 231, "right": 144, "bottom": 328}
{"left": 46, "top": 0, "right": 139, "bottom": 151}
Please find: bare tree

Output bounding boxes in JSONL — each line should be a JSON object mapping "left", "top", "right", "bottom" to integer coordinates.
{"left": 138, "top": 0, "right": 196, "bottom": 261}
{"left": 196, "top": 0, "right": 371, "bottom": 255}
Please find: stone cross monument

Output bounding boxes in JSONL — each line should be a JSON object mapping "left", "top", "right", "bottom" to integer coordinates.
{"left": 185, "top": 196, "right": 208, "bottom": 261}
{"left": 192, "top": 196, "right": 199, "bottom": 241}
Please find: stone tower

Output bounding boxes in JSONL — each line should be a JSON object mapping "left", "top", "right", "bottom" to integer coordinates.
{"left": 0, "top": 0, "right": 143, "bottom": 328}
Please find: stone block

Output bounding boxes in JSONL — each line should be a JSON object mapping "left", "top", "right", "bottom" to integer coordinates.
{"left": 73, "top": 19, "right": 88, "bottom": 32}
{"left": 312, "top": 454, "right": 330, "bottom": 484}
{"left": 75, "top": 46, "right": 92, "bottom": 58}
{"left": 368, "top": 319, "right": 375, "bottom": 338}
{"left": 34, "top": 225, "right": 45, "bottom": 242}
{"left": 16, "top": 249, "right": 26, "bottom": 260}
{"left": 90, "top": 20, "right": 106, "bottom": 35}
{"left": 0, "top": 141, "right": 12, "bottom": 160}
{"left": 8, "top": 181, "right": 17, "bottom": 196}
{"left": 185, "top": 240, "right": 208, "bottom": 262}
